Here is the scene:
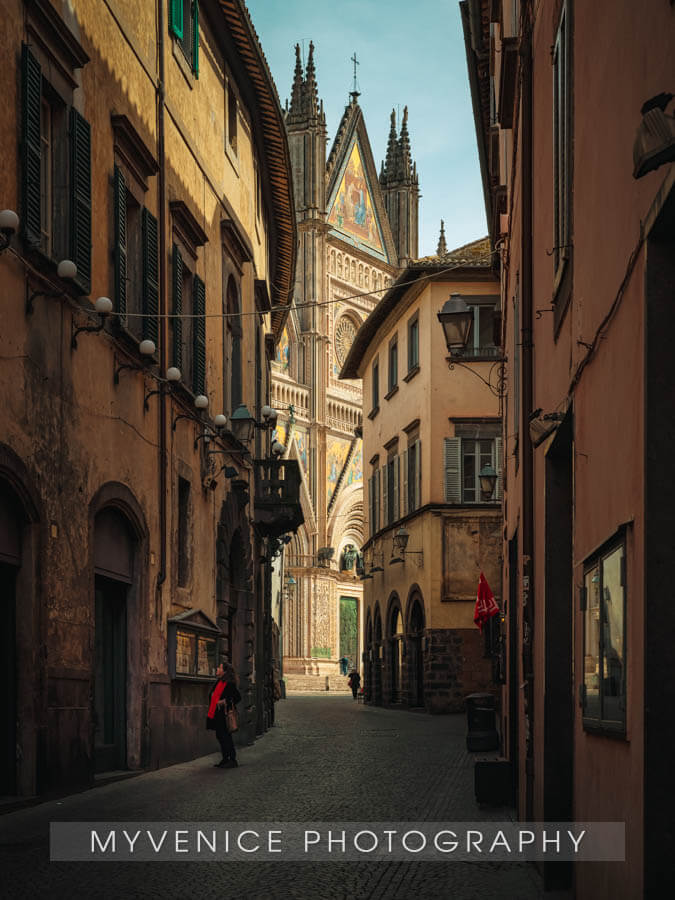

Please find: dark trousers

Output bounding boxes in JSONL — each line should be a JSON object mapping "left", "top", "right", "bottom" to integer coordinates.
{"left": 351, "top": 684, "right": 359, "bottom": 699}
{"left": 215, "top": 713, "right": 236, "bottom": 761}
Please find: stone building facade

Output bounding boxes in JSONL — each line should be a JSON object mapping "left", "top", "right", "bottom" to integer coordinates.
{"left": 0, "top": 0, "right": 295, "bottom": 796}
{"left": 340, "top": 237, "right": 501, "bottom": 713}
{"left": 271, "top": 45, "right": 419, "bottom": 686}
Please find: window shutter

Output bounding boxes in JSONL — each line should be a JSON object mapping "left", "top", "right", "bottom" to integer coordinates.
{"left": 374, "top": 468, "right": 381, "bottom": 532}
{"left": 401, "top": 449, "right": 408, "bottom": 517}
{"left": 172, "top": 244, "right": 183, "bottom": 369}
{"left": 113, "top": 164, "right": 127, "bottom": 320}
{"left": 415, "top": 439, "right": 422, "bottom": 509}
{"left": 382, "top": 464, "right": 389, "bottom": 526}
{"left": 444, "top": 437, "right": 461, "bottom": 503}
{"left": 142, "top": 208, "right": 159, "bottom": 344}
{"left": 192, "top": 1, "right": 200, "bottom": 76}
{"left": 193, "top": 274, "right": 206, "bottom": 395}
{"left": 70, "top": 108, "right": 92, "bottom": 294}
{"left": 21, "top": 44, "right": 42, "bottom": 249}
{"left": 495, "top": 436, "right": 503, "bottom": 500}
{"left": 368, "top": 476, "right": 374, "bottom": 537}
{"left": 170, "top": 0, "right": 184, "bottom": 39}
{"left": 393, "top": 455, "right": 399, "bottom": 522}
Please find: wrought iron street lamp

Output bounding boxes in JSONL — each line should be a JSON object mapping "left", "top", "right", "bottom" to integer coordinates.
{"left": 437, "top": 293, "right": 473, "bottom": 353}
{"left": 479, "top": 464, "right": 498, "bottom": 499}
{"left": 230, "top": 403, "right": 256, "bottom": 443}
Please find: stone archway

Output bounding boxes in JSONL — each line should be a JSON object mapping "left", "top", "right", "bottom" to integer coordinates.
{"left": 89, "top": 482, "right": 149, "bottom": 774}
{"left": 0, "top": 445, "right": 41, "bottom": 796}
{"left": 406, "top": 588, "right": 426, "bottom": 708}
{"left": 373, "top": 604, "right": 383, "bottom": 705}
{"left": 216, "top": 491, "right": 254, "bottom": 743}
{"left": 387, "top": 594, "right": 404, "bottom": 704}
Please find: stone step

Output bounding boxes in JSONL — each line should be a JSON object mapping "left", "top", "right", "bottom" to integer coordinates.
{"left": 284, "top": 674, "right": 351, "bottom": 693}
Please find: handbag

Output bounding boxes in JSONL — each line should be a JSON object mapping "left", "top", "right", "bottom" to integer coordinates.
{"left": 226, "top": 707, "right": 239, "bottom": 733}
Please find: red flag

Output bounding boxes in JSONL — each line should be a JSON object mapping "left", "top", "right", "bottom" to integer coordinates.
{"left": 474, "top": 572, "right": 499, "bottom": 631}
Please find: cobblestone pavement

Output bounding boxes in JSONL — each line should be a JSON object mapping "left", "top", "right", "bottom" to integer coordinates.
{"left": 0, "top": 696, "right": 543, "bottom": 899}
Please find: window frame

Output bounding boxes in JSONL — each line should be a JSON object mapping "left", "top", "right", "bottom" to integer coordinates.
{"left": 581, "top": 531, "right": 627, "bottom": 736}
{"left": 369, "top": 357, "right": 380, "bottom": 419}
{"left": 386, "top": 335, "right": 398, "bottom": 397}
{"left": 407, "top": 312, "right": 419, "bottom": 374}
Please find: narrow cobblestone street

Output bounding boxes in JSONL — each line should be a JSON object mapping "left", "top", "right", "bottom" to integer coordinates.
{"left": 0, "top": 696, "right": 542, "bottom": 899}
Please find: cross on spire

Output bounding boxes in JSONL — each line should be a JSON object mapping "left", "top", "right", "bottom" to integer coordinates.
{"left": 350, "top": 52, "right": 360, "bottom": 101}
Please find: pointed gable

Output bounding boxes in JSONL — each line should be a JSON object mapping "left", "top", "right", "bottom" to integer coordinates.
{"left": 328, "top": 140, "right": 387, "bottom": 257}
{"left": 325, "top": 101, "right": 397, "bottom": 265}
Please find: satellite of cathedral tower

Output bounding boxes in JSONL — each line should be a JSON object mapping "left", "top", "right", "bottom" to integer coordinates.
{"left": 271, "top": 43, "right": 419, "bottom": 687}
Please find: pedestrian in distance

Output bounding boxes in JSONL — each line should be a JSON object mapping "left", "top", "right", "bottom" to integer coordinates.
{"left": 348, "top": 669, "right": 361, "bottom": 700}
{"left": 339, "top": 655, "right": 349, "bottom": 676}
{"left": 206, "top": 661, "right": 242, "bottom": 768}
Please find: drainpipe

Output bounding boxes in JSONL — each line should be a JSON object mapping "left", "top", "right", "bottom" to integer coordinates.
{"left": 156, "top": 2, "right": 168, "bottom": 614}
{"left": 520, "top": 3, "right": 535, "bottom": 820}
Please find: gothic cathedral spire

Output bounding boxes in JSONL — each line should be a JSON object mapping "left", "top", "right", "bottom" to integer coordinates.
{"left": 436, "top": 220, "right": 448, "bottom": 256}
{"left": 379, "top": 107, "right": 419, "bottom": 265}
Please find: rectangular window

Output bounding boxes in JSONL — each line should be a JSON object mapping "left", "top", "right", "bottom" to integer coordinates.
{"left": 583, "top": 537, "right": 626, "bottom": 733}
{"left": 368, "top": 466, "right": 381, "bottom": 536}
{"left": 385, "top": 453, "right": 399, "bottom": 526}
{"left": 177, "top": 477, "right": 191, "bottom": 587}
{"left": 371, "top": 358, "right": 379, "bottom": 412}
{"left": 173, "top": 0, "right": 199, "bottom": 76}
{"left": 461, "top": 302, "right": 500, "bottom": 359}
{"left": 553, "top": 5, "right": 570, "bottom": 278}
{"left": 444, "top": 434, "right": 502, "bottom": 504}
{"left": 228, "top": 82, "right": 238, "bottom": 154}
{"left": 408, "top": 314, "right": 419, "bottom": 372}
{"left": 388, "top": 337, "right": 398, "bottom": 393}
{"left": 407, "top": 440, "right": 421, "bottom": 512}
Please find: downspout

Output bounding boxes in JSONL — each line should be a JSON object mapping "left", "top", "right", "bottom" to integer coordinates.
{"left": 156, "top": 2, "right": 168, "bottom": 615}
{"left": 520, "top": 2, "right": 535, "bottom": 820}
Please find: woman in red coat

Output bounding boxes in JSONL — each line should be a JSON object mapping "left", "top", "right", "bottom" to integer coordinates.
{"left": 206, "top": 662, "right": 242, "bottom": 768}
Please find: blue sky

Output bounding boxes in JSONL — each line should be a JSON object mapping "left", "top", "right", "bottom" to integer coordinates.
{"left": 246, "top": 0, "right": 487, "bottom": 258}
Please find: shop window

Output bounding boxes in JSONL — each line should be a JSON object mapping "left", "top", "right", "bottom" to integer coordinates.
{"left": 582, "top": 535, "right": 627, "bottom": 734}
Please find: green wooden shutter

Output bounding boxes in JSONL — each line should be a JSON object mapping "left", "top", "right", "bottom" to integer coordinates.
{"left": 70, "top": 108, "right": 92, "bottom": 294}
{"left": 113, "top": 164, "right": 127, "bottom": 319}
{"left": 21, "top": 44, "right": 42, "bottom": 249}
{"left": 142, "top": 208, "right": 159, "bottom": 344}
{"left": 444, "top": 437, "right": 461, "bottom": 503}
{"left": 192, "top": 1, "right": 200, "bottom": 76}
{"left": 401, "top": 449, "right": 408, "bottom": 517}
{"left": 495, "top": 436, "right": 503, "bottom": 501}
{"left": 381, "top": 464, "right": 388, "bottom": 526}
{"left": 172, "top": 244, "right": 183, "bottom": 369}
{"left": 193, "top": 274, "right": 206, "bottom": 395}
{"left": 415, "top": 439, "right": 422, "bottom": 509}
{"left": 170, "top": 0, "right": 183, "bottom": 39}
{"left": 368, "top": 476, "right": 374, "bottom": 537}
{"left": 374, "top": 469, "right": 380, "bottom": 532}
{"left": 393, "top": 455, "right": 399, "bottom": 521}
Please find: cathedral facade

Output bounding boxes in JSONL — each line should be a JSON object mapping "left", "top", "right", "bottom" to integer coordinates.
{"left": 271, "top": 44, "right": 419, "bottom": 686}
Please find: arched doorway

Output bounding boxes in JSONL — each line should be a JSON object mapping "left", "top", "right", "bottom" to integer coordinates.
{"left": 373, "top": 606, "right": 383, "bottom": 705}
{"left": 93, "top": 507, "right": 135, "bottom": 773}
{"left": 407, "top": 592, "right": 426, "bottom": 708}
{"left": 0, "top": 483, "right": 22, "bottom": 794}
{"left": 365, "top": 614, "right": 373, "bottom": 702}
{"left": 389, "top": 602, "right": 404, "bottom": 703}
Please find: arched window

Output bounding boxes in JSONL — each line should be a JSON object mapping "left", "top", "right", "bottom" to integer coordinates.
{"left": 330, "top": 250, "right": 336, "bottom": 274}
{"left": 365, "top": 269, "right": 370, "bottom": 289}
{"left": 337, "top": 254, "right": 343, "bottom": 277}
{"left": 226, "top": 276, "right": 242, "bottom": 411}
{"left": 351, "top": 260, "right": 356, "bottom": 284}
{"left": 358, "top": 264, "right": 363, "bottom": 286}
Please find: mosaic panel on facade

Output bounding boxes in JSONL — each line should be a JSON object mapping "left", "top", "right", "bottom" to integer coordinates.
{"left": 345, "top": 439, "right": 363, "bottom": 486}
{"left": 327, "top": 140, "right": 385, "bottom": 257}
{"left": 326, "top": 436, "right": 352, "bottom": 503}
{"left": 275, "top": 327, "right": 290, "bottom": 371}
{"left": 293, "top": 427, "right": 309, "bottom": 476}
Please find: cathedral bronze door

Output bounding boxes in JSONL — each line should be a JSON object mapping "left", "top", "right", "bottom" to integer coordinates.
{"left": 339, "top": 596, "right": 358, "bottom": 670}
